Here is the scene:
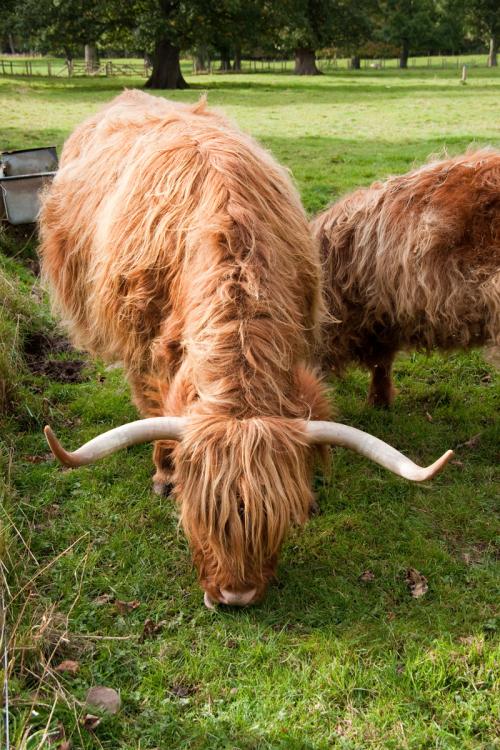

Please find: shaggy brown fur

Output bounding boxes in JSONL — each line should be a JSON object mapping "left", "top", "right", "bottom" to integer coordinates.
{"left": 313, "top": 149, "right": 500, "bottom": 406}
{"left": 39, "top": 90, "right": 330, "bottom": 603}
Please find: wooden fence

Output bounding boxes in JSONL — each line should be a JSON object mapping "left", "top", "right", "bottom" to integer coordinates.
{"left": 0, "top": 55, "right": 493, "bottom": 79}
{"left": 0, "top": 59, "right": 151, "bottom": 77}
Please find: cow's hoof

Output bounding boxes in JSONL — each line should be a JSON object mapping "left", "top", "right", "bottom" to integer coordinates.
{"left": 153, "top": 479, "right": 174, "bottom": 497}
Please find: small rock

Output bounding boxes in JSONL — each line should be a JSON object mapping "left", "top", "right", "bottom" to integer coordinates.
{"left": 359, "top": 569, "right": 375, "bottom": 582}
{"left": 85, "top": 686, "right": 121, "bottom": 715}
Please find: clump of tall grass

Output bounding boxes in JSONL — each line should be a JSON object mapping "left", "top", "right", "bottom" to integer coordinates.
{"left": 0, "top": 235, "right": 51, "bottom": 416}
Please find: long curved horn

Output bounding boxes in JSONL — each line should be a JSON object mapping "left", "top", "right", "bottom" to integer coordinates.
{"left": 44, "top": 416, "right": 187, "bottom": 467}
{"left": 305, "top": 420, "right": 453, "bottom": 481}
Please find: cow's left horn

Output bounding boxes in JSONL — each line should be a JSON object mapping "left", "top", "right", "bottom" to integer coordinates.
{"left": 44, "top": 417, "right": 187, "bottom": 467}
{"left": 305, "top": 421, "right": 453, "bottom": 481}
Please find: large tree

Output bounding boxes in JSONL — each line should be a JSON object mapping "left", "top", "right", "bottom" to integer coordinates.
{"left": 275, "top": 0, "right": 378, "bottom": 75}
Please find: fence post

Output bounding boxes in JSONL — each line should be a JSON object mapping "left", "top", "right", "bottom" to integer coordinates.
{"left": 48, "top": 62, "right": 51, "bottom": 77}
{"left": 10, "top": 61, "right": 13, "bottom": 75}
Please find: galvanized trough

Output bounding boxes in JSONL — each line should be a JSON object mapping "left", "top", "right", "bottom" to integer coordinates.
{"left": 0, "top": 147, "right": 58, "bottom": 225}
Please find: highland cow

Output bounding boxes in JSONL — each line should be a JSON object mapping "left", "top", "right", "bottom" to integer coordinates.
{"left": 39, "top": 91, "right": 451, "bottom": 608}
{"left": 313, "top": 149, "right": 500, "bottom": 407}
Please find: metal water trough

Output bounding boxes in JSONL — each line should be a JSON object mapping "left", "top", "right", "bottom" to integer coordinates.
{"left": 0, "top": 147, "right": 58, "bottom": 225}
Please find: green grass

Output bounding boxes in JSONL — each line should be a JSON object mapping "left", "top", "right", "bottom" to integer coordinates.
{"left": 1, "top": 67, "right": 499, "bottom": 749}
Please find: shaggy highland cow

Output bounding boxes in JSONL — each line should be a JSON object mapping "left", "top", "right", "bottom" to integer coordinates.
{"left": 313, "top": 149, "right": 500, "bottom": 407}
{"left": 39, "top": 91, "right": 451, "bottom": 608}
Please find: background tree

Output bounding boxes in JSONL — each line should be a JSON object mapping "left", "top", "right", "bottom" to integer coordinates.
{"left": 379, "top": 0, "right": 438, "bottom": 68}
{"left": 467, "top": 0, "right": 500, "bottom": 66}
{"left": 275, "top": 0, "right": 339, "bottom": 75}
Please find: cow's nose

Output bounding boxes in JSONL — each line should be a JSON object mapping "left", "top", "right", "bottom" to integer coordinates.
{"left": 220, "top": 588, "right": 257, "bottom": 606}
{"left": 203, "top": 588, "right": 257, "bottom": 609}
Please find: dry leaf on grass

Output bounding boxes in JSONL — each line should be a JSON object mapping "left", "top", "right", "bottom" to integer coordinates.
{"left": 405, "top": 568, "right": 428, "bottom": 598}
{"left": 92, "top": 593, "right": 114, "bottom": 605}
{"left": 81, "top": 714, "right": 101, "bottom": 731}
{"left": 359, "top": 569, "right": 375, "bottom": 582}
{"left": 140, "top": 618, "right": 167, "bottom": 641}
{"left": 456, "top": 433, "right": 481, "bottom": 450}
{"left": 54, "top": 659, "right": 80, "bottom": 675}
{"left": 24, "top": 453, "right": 53, "bottom": 463}
{"left": 47, "top": 721, "right": 70, "bottom": 747}
{"left": 169, "top": 682, "right": 198, "bottom": 698}
{"left": 85, "top": 686, "right": 121, "bottom": 715}
{"left": 115, "top": 599, "right": 141, "bottom": 615}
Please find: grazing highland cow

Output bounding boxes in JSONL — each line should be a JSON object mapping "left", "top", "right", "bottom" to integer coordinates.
{"left": 313, "top": 149, "right": 500, "bottom": 407}
{"left": 39, "top": 91, "right": 451, "bottom": 608}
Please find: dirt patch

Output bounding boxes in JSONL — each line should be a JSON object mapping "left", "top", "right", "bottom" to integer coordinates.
{"left": 24, "top": 331, "right": 88, "bottom": 383}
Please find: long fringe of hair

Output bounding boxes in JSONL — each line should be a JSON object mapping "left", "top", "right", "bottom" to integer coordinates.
{"left": 313, "top": 148, "right": 500, "bottom": 373}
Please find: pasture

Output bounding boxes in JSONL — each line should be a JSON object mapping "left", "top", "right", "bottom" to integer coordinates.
{"left": 1, "top": 66, "right": 499, "bottom": 749}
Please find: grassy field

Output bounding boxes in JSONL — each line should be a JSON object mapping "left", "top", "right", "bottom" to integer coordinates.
{"left": 1, "top": 67, "right": 499, "bottom": 749}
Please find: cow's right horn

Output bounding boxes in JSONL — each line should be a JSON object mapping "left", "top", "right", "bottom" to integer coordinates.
{"left": 44, "top": 417, "right": 187, "bottom": 467}
{"left": 305, "top": 420, "right": 453, "bottom": 482}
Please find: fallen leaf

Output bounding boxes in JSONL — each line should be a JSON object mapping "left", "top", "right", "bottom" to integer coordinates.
{"left": 24, "top": 453, "right": 53, "bottom": 463}
{"left": 170, "top": 682, "right": 197, "bottom": 698}
{"left": 451, "top": 459, "right": 464, "bottom": 468}
{"left": 85, "top": 686, "right": 121, "bottom": 715}
{"left": 93, "top": 593, "right": 114, "bottom": 605}
{"left": 359, "top": 569, "right": 375, "bottom": 582}
{"left": 140, "top": 618, "right": 167, "bottom": 641}
{"left": 425, "top": 411, "right": 433, "bottom": 422}
{"left": 81, "top": 714, "right": 101, "bottom": 731}
{"left": 115, "top": 599, "right": 140, "bottom": 615}
{"left": 335, "top": 719, "right": 353, "bottom": 737}
{"left": 47, "top": 721, "right": 69, "bottom": 746}
{"left": 387, "top": 611, "right": 396, "bottom": 621}
{"left": 405, "top": 568, "right": 428, "bottom": 598}
{"left": 456, "top": 433, "right": 481, "bottom": 450}
{"left": 55, "top": 659, "right": 80, "bottom": 675}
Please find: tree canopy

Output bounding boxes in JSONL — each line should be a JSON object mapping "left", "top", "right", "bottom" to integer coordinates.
{"left": 2, "top": 0, "right": 498, "bottom": 88}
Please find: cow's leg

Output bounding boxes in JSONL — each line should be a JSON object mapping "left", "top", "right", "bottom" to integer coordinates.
{"left": 366, "top": 348, "right": 397, "bottom": 407}
{"left": 128, "top": 373, "right": 176, "bottom": 497}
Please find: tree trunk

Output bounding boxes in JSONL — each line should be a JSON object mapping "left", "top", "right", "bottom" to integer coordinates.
{"left": 219, "top": 48, "right": 231, "bottom": 71}
{"left": 63, "top": 46, "right": 73, "bottom": 64}
{"left": 350, "top": 55, "right": 361, "bottom": 69}
{"left": 194, "top": 50, "right": 207, "bottom": 72}
{"left": 488, "top": 35, "right": 498, "bottom": 67}
{"left": 294, "top": 48, "right": 322, "bottom": 75}
{"left": 145, "top": 39, "right": 189, "bottom": 90}
{"left": 85, "top": 43, "right": 99, "bottom": 72}
{"left": 7, "top": 34, "right": 15, "bottom": 55}
{"left": 399, "top": 39, "right": 409, "bottom": 69}
{"left": 233, "top": 45, "right": 242, "bottom": 72}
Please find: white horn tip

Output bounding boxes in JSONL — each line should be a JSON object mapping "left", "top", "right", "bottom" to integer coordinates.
{"left": 405, "top": 449, "right": 454, "bottom": 482}
{"left": 44, "top": 425, "right": 78, "bottom": 467}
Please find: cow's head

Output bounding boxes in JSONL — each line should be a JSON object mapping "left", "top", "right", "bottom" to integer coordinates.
{"left": 44, "top": 418, "right": 452, "bottom": 608}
